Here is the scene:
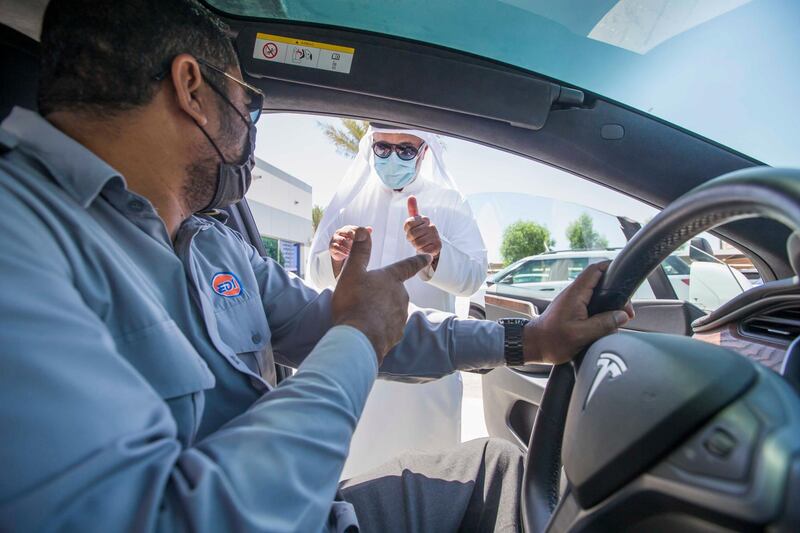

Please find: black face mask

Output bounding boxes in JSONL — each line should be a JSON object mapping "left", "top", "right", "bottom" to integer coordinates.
{"left": 196, "top": 81, "right": 257, "bottom": 211}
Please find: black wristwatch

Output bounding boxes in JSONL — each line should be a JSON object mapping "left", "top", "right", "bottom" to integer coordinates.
{"left": 498, "top": 318, "right": 529, "bottom": 366}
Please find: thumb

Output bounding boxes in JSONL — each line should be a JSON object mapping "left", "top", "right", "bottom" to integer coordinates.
{"left": 340, "top": 227, "right": 372, "bottom": 276}
{"left": 383, "top": 253, "right": 432, "bottom": 281}
{"left": 407, "top": 196, "right": 419, "bottom": 217}
{"left": 576, "top": 310, "right": 631, "bottom": 344}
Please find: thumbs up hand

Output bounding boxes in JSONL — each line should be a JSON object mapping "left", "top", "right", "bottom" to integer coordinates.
{"left": 403, "top": 196, "right": 442, "bottom": 263}
{"left": 332, "top": 227, "right": 432, "bottom": 362}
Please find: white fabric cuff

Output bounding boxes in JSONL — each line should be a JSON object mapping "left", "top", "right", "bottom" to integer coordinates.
{"left": 418, "top": 237, "right": 462, "bottom": 292}
{"left": 311, "top": 250, "right": 339, "bottom": 289}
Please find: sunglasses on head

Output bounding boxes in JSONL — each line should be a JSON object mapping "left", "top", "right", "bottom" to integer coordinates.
{"left": 372, "top": 141, "right": 426, "bottom": 161}
{"left": 153, "top": 57, "right": 265, "bottom": 124}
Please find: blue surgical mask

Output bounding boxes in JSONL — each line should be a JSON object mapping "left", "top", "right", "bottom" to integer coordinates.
{"left": 374, "top": 153, "right": 418, "bottom": 189}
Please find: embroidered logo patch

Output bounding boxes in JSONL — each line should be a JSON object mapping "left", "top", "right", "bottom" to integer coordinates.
{"left": 212, "top": 272, "right": 242, "bottom": 297}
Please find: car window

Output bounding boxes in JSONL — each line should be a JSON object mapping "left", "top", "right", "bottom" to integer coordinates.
{"left": 662, "top": 255, "right": 691, "bottom": 276}
{"left": 248, "top": 113, "right": 761, "bottom": 316}
{"left": 565, "top": 258, "right": 590, "bottom": 280}
{"left": 506, "top": 259, "right": 556, "bottom": 284}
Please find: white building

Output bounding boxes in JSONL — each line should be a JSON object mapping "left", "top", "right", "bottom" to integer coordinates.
{"left": 245, "top": 158, "right": 313, "bottom": 277}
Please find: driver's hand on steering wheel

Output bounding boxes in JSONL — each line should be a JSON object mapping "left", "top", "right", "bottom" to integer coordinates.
{"left": 523, "top": 261, "right": 634, "bottom": 366}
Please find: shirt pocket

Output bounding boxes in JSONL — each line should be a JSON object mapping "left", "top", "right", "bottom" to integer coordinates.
{"left": 215, "top": 293, "right": 270, "bottom": 355}
{"left": 113, "top": 319, "right": 216, "bottom": 400}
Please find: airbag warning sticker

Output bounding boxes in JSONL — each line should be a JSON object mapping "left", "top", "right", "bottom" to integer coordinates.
{"left": 253, "top": 33, "right": 354, "bottom": 74}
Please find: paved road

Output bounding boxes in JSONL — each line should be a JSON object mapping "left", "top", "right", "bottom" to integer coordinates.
{"left": 461, "top": 371, "right": 489, "bottom": 442}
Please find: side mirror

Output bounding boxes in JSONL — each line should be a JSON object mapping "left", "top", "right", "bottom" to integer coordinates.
{"left": 690, "top": 237, "right": 715, "bottom": 262}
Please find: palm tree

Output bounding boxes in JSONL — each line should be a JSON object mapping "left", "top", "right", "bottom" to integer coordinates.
{"left": 312, "top": 205, "right": 324, "bottom": 234}
{"left": 318, "top": 119, "right": 369, "bottom": 158}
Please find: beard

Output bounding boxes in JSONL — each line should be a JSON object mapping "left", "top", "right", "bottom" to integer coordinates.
{"left": 183, "top": 146, "right": 219, "bottom": 214}
{"left": 182, "top": 101, "right": 249, "bottom": 213}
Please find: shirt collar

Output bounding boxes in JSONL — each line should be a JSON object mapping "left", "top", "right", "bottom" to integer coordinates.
{"left": 1, "top": 107, "right": 122, "bottom": 208}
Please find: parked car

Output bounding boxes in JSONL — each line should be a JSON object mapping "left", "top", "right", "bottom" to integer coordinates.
{"left": 464, "top": 246, "right": 750, "bottom": 316}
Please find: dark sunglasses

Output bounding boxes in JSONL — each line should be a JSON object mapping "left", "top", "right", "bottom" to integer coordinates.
{"left": 153, "top": 57, "right": 265, "bottom": 124}
{"left": 372, "top": 141, "right": 426, "bottom": 161}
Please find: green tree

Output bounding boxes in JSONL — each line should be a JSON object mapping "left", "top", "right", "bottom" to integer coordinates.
{"left": 566, "top": 213, "right": 608, "bottom": 250}
{"left": 500, "top": 220, "right": 555, "bottom": 265}
{"left": 261, "top": 236, "right": 283, "bottom": 264}
{"left": 318, "top": 119, "right": 369, "bottom": 158}
{"left": 312, "top": 205, "right": 324, "bottom": 234}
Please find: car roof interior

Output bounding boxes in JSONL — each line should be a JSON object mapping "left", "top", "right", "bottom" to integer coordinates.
{"left": 0, "top": 0, "right": 792, "bottom": 280}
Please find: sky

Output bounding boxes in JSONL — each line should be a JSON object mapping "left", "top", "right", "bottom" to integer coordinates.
{"left": 250, "top": 113, "right": 659, "bottom": 263}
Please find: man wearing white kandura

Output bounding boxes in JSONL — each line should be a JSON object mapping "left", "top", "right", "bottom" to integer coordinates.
{"left": 308, "top": 123, "right": 488, "bottom": 478}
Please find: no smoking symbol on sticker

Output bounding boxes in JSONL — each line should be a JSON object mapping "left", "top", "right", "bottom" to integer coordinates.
{"left": 263, "top": 42, "right": 278, "bottom": 59}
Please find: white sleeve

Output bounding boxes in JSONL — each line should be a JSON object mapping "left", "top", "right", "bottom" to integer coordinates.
{"left": 418, "top": 195, "right": 487, "bottom": 296}
{"left": 308, "top": 248, "right": 339, "bottom": 290}
{"left": 307, "top": 213, "right": 342, "bottom": 290}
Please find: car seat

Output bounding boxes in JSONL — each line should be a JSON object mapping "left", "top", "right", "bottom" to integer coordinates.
{"left": 0, "top": 23, "right": 40, "bottom": 120}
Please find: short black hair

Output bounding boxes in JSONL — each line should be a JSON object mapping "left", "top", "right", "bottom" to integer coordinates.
{"left": 38, "top": 0, "right": 237, "bottom": 116}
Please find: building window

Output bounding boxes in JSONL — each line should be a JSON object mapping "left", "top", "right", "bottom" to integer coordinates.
{"left": 261, "top": 236, "right": 283, "bottom": 264}
{"left": 261, "top": 236, "right": 302, "bottom": 277}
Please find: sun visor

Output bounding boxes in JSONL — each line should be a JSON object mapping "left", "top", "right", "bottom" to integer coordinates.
{"left": 236, "top": 23, "right": 566, "bottom": 130}
{"left": 562, "top": 332, "right": 756, "bottom": 509}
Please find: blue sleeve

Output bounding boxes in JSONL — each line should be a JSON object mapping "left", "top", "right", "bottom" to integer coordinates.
{"left": 246, "top": 243, "right": 505, "bottom": 381}
{"left": 0, "top": 184, "right": 377, "bottom": 532}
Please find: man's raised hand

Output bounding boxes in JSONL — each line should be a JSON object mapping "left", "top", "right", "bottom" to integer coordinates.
{"left": 329, "top": 225, "right": 371, "bottom": 277}
{"left": 332, "top": 227, "right": 432, "bottom": 363}
{"left": 403, "top": 196, "right": 442, "bottom": 260}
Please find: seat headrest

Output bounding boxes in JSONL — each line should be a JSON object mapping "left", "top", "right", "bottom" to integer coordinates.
{"left": 0, "top": 24, "right": 40, "bottom": 120}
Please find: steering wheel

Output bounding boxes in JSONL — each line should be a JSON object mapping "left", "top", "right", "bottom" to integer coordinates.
{"left": 522, "top": 167, "right": 800, "bottom": 532}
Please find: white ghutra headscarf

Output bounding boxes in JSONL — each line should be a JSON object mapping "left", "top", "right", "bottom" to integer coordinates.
{"left": 310, "top": 124, "right": 460, "bottom": 265}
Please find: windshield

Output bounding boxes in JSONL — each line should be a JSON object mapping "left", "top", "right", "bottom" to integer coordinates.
{"left": 208, "top": 0, "right": 799, "bottom": 166}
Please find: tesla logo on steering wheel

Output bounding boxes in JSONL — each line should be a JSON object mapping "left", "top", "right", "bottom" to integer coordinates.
{"left": 584, "top": 353, "right": 628, "bottom": 409}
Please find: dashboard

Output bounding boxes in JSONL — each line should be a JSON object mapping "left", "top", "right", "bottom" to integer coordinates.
{"left": 692, "top": 279, "right": 800, "bottom": 380}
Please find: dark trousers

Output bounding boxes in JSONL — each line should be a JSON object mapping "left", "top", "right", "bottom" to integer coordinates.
{"left": 340, "top": 438, "right": 524, "bottom": 533}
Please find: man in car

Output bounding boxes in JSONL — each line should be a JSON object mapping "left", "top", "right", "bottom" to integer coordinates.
{"left": 0, "top": 1, "right": 632, "bottom": 531}
{"left": 309, "top": 124, "right": 487, "bottom": 478}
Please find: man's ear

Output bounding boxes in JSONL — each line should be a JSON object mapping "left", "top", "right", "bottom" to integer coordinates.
{"left": 170, "top": 53, "right": 209, "bottom": 127}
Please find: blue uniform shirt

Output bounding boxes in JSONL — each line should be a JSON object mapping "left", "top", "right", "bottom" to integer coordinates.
{"left": 0, "top": 108, "right": 504, "bottom": 532}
